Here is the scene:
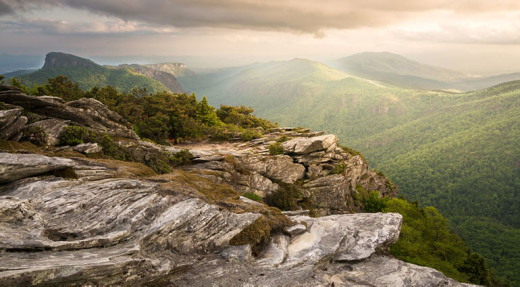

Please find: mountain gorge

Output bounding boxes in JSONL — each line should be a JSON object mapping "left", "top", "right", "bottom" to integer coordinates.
{"left": 180, "top": 54, "right": 520, "bottom": 285}
{"left": 0, "top": 84, "right": 490, "bottom": 286}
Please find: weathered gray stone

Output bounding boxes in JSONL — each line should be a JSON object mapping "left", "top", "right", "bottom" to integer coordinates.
{"left": 238, "top": 155, "right": 305, "bottom": 184}
{"left": 0, "top": 170, "right": 261, "bottom": 285}
{"left": 0, "top": 88, "right": 138, "bottom": 140}
{"left": 0, "top": 153, "right": 75, "bottom": 184}
{"left": 303, "top": 174, "right": 354, "bottom": 214}
{"left": 0, "top": 150, "right": 474, "bottom": 287}
{"left": 285, "top": 213, "right": 402, "bottom": 266}
{"left": 0, "top": 108, "right": 22, "bottom": 130}
{"left": 72, "top": 142, "right": 102, "bottom": 154}
{"left": 283, "top": 134, "right": 338, "bottom": 154}
{"left": 339, "top": 256, "right": 480, "bottom": 287}
{"left": 256, "top": 235, "right": 289, "bottom": 267}
{"left": 0, "top": 115, "right": 27, "bottom": 140}
{"left": 283, "top": 223, "right": 307, "bottom": 236}
{"left": 193, "top": 154, "right": 225, "bottom": 162}
{"left": 139, "top": 198, "right": 259, "bottom": 254}
{"left": 221, "top": 244, "right": 253, "bottom": 262}
{"left": 26, "top": 118, "right": 70, "bottom": 146}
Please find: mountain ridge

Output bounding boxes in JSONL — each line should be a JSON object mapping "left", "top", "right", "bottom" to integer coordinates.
{"left": 14, "top": 52, "right": 173, "bottom": 94}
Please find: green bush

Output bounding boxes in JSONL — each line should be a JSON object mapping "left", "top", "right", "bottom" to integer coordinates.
{"left": 264, "top": 183, "right": 303, "bottom": 211}
{"left": 268, "top": 142, "right": 285, "bottom": 155}
{"left": 169, "top": 149, "right": 193, "bottom": 166}
{"left": 363, "top": 191, "right": 388, "bottom": 212}
{"left": 96, "top": 134, "right": 133, "bottom": 161}
{"left": 21, "top": 126, "right": 48, "bottom": 146}
{"left": 58, "top": 126, "right": 90, "bottom": 146}
{"left": 240, "top": 129, "right": 262, "bottom": 141}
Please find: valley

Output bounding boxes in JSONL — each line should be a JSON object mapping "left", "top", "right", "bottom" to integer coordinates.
{"left": 179, "top": 53, "right": 520, "bottom": 285}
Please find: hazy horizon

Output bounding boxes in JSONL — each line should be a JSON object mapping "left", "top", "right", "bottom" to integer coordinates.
{"left": 2, "top": 0, "right": 520, "bottom": 74}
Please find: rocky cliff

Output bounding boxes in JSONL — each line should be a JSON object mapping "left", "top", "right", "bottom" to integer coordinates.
{"left": 43, "top": 52, "right": 100, "bottom": 69}
{"left": 0, "top": 87, "right": 478, "bottom": 286}
{"left": 117, "top": 64, "right": 185, "bottom": 93}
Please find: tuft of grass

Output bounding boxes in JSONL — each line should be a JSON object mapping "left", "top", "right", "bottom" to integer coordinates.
{"left": 242, "top": 192, "right": 263, "bottom": 202}
{"left": 268, "top": 142, "right": 284, "bottom": 155}
{"left": 230, "top": 216, "right": 271, "bottom": 252}
{"left": 276, "top": 135, "right": 289, "bottom": 143}
{"left": 330, "top": 162, "right": 347, "bottom": 174}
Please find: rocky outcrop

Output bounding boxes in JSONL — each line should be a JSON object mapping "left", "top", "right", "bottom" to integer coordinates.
{"left": 145, "top": 62, "right": 196, "bottom": 78}
{"left": 0, "top": 86, "right": 138, "bottom": 140}
{"left": 0, "top": 152, "right": 476, "bottom": 286}
{"left": 0, "top": 152, "right": 75, "bottom": 183}
{"left": 119, "top": 64, "right": 184, "bottom": 93}
{"left": 185, "top": 129, "right": 397, "bottom": 215}
{"left": 282, "top": 134, "right": 338, "bottom": 154}
{"left": 42, "top": 52, "right": 100, "bottom": 69}
{"left": 25, "top": 118, "right": 70, "bottom": 145}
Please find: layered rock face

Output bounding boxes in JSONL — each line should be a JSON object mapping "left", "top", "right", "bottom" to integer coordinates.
{"left": 0, "top": 153, "right": 475, "bottom": 286}
{"left": 185, "top": 128, "right": 396, "bottom": 216}
{"left": 0, "top": 86, "right": 138, "bottom": 141}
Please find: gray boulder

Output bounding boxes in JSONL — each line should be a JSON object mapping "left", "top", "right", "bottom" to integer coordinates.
{"left": 0, "top": 153, "right": 75, "bottom": 184}
{"left": 26, "top": 119, "right": 70, "bottom": 146}
{"left": 0, "top": 115, "right": 27, "bottom": 140}
{"left": 0, "top": 87, "right": 138, "bottom": 140}
{"left": 0, "top": 108, "right": 22, "bottom": 130}
{"left": 72, "top": 142, "right": 102, "bottom": 154}
{"left": 283, "top": 134, "right": 338, "bottom": 154}
{"left": 237, "top": 154, "right": 305, "bottom": 184}
{"left": 283, "top": 213, "right": 402, "bottom": 266}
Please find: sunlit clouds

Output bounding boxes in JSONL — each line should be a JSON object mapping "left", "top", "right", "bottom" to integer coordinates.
{"left": 1, "top": 0, "right": 520, "bottom": 72}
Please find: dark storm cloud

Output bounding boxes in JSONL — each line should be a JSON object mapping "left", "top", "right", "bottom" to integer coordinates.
{"left": 3, "top": 0, "right": 520, "bottom": 34}
{"left": 0, "top": 0, "right": 13, "bottom": 15}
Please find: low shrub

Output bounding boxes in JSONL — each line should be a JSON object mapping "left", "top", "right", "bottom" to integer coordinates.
{"left": 363, "top": 191, "right": 388, "bottom": 212}
{"left": 58, "top": 126, "right": 90, "bottom": 146}
{"left": 264, "top": 182, "right": 303, "bottom": 211}
{"left": 268, "top": 142, "right": 284, "bottom": 155}
{"left": 240, "top": 129, "right": 262, "bottom": 141}
{"left": 169, "top": 149, "right": 193, "bottom": 166}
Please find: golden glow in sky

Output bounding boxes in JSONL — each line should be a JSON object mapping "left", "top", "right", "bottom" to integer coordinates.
{"left": 1, "top": 0, "right": 520, "bottom": 73}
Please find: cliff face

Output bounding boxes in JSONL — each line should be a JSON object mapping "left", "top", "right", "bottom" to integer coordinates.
{"left": 0, "top": 88, "right": 478, "bottom": 286}
{"left": 42, "top": 52, "right": 100, "bottom": 69}
{"left": 118, "top": 64, "right": 185, "bottom": 93}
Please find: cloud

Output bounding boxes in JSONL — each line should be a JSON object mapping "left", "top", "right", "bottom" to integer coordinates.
{"left": 0, "top": 0, "right": 13, "bottom": 15}
{"left": 2, "top": 0, "right": 518, "bottom": 34}
{"left": 392, "top": 11, "right": 520, "bottom": 45}
{"left": 0, "top": 17, "right": 175, "bottom": 35}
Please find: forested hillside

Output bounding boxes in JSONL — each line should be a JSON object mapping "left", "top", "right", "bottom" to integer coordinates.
{"left": 180, "top": 59, "right": 520, "bottom": 285}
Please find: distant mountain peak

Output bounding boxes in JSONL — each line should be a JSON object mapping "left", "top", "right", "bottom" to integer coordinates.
{"left": 43, "top": 52, "right": 100, "bottom": 69}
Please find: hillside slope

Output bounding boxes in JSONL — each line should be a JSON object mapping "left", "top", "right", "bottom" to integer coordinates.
{"left": 16, "top": 52, "right": 171, "bottom": 93}
{"left": 333, "top": 52, "right": 466, "bottom": 89}
{"left": 332, "top": 52, "right": 520, "bottom": 91}
{"left": 184, "top": 59, "right": 520, "bottom": 285}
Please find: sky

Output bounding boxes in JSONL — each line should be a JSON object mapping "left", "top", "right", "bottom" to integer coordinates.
{"left": 1, "top": 0, "right": 520, "bottom": 74}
